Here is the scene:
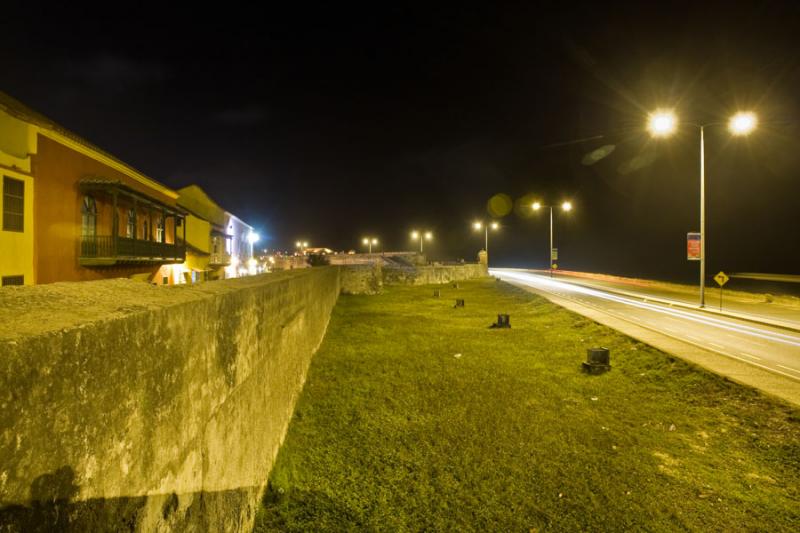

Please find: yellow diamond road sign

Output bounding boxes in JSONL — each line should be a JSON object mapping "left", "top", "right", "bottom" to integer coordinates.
{"left": 714, "top": 271, "right": 729, "bottom": 287}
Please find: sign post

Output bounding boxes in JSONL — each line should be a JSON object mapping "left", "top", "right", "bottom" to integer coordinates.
{"left": 714, "top": 271, "right": 729, "bottom": 311}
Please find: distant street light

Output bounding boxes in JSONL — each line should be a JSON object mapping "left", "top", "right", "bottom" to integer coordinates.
{"left": 472, "top": 220, "right": 500, "bottom": 259}
{"left": 362, "top": 236, "right": 379, "bottom": 253}
{"left": 410, "top": 230, "right": 433, "bottom": 253}
{"left": 532, "top": 201, "right": 574, "bottom": 277}
{"left": 295, "top": 240, "right": 309, "bottom": 255}
{"left": 648, "top": 109, "right": 758, "bottom": 307}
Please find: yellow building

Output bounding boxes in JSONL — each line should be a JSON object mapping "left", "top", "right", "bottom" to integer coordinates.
{"left": 0, "top": 101, "right": 36, "bottom": 285}
{"left": 157, "top": 185, "right": 231, "bottom": 283}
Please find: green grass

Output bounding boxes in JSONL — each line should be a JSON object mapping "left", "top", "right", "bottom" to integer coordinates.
{"left": 254, "top": 279, "right": 800, "bottom": 532}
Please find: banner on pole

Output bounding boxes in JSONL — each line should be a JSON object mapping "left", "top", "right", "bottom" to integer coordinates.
{"left": 687, "top": 232, "right": 701, "bottom": 261}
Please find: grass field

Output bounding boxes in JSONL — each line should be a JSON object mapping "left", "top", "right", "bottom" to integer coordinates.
{"left": 254, "top": 279, "right": 800, "bottom": 532}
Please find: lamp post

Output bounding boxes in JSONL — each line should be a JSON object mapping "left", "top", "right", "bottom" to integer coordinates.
{"left": 295, "top": 240, "right": 309, "bottom": 255}
{"left": 472, "top": 220, "right": 499, "bottom": 257}
{"left": 362, "top": 236, "right": 379, "bottom": 253}
{"left": 648, "top": 109, "right": 757, "bottom": 307}
{"left": 532, "top": 200, "right": 573, "bottom": 277}
{"left": 410, "top": 230, "right": 432, "bottom": 253}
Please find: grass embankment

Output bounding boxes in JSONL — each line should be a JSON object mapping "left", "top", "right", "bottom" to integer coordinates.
{"left": 254, "top": 279, "right": 800, "bottom": 531}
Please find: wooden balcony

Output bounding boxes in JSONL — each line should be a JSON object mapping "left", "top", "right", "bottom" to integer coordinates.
{"left": 79, "top": 236, "right": 186, "bottom": 266}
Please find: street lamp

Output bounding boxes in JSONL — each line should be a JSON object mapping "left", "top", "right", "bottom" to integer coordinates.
{"left": 648, "top": 109, "right": 757, "bottom": 307}
{"left": 532, "top": 200, "right": 573, "bottom": 277}
{"left": 472, "top": 220, "right": 500, "bottom": 256}
{"left": 295, "top": 240, "right": 309, "bottom": 255}
{"left": 361, "top": 236, "right": 379, "bottom": 253}
{"left": 410, "top": 230, "right": 433, "bottom": 253}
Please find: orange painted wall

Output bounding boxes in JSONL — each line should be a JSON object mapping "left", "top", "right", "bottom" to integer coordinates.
{"left": 32, "top": 135, "right": 180, "bottom": 284}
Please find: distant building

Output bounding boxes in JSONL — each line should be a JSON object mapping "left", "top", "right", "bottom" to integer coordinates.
{"left": 167, "top": 185, "right": 231, "bottom": 283}
{"left": 0, "top": 91, "right": 186, "bottom": 285}
{"left": 223, "top": 212, "right": 256, "bottom": 278}
{"left": 304, "top": 247, "right": 334, "bottom": 255}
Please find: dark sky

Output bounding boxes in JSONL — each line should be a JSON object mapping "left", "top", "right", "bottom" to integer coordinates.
{"left": 2, "top": 2, "right": 799, "bottom": 281}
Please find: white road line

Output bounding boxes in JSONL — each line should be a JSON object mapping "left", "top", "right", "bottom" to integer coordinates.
{"left": 708, "top": 342, "right": 725, "bottom": 350}
{"left": 777, "top": 364, "right": 800, "bottom": 375}
{"left": 738, "top": 352, "right": 762, "bottom": 361}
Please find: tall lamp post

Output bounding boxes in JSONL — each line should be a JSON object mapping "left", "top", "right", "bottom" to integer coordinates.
{"left": 410, "top": 230, "right": 433, "bottom": 253}
{"left": 532, "top": 200, "right": 573, "bottom": 277}
{"left": 472, "top": 220, "right": 499, "bottom": 258}
{"left": 647, "top": 109, "right": 757, "bottom": 307}
{"left": 362, "top": 236, "right": 379, "bottom": 253}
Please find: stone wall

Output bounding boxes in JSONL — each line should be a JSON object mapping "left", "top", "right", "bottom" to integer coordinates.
{"left": 382, "top": 263, "right": 488, "bottom": 286}
{"left": 0, "top": 267, "right": 340, "bottom": 532}
{"left": 340, "top": 263, "right": 383, "bottom": 295}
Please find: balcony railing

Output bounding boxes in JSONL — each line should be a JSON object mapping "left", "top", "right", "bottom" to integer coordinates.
{"left": 80, "top": 235, "right": 186, "bottom": 265}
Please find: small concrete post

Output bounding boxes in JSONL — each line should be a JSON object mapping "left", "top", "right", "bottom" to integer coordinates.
{"left": 454, "top": 298, "right": 465, "bottom": 308}
{"left": 582, "top": 347, "right": 611, "bottom": 374}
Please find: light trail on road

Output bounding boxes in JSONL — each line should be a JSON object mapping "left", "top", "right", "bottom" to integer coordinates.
{"left": 492, "top": 268, "right": 800, "bottom": 381}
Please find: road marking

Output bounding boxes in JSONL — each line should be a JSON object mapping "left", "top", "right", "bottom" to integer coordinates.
{"left": 777, "top": 364, "right": 800, "bottom": 375}
{"left": 736, "top": 352, "right": 762, "bottom": 360}
{"left": 708, "top": 342, "right": 725, "bottom": 350}
{"left": 685, "top": 335, "right": 700, "bottom": 341}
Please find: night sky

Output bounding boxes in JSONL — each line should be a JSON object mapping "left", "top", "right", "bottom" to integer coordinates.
{"left": 2, "top": 2, "right": 799, "bottom": 281}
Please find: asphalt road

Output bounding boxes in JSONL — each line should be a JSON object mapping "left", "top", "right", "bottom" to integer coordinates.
{"left": 491, "top": 268, "right": 800, "bottom": 383}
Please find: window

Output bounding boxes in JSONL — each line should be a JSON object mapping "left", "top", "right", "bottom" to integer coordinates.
{"left": 2, "top": 275, "right": 24, "bottom": 286}
{"left": 156, "top": 217, "right": 164, "bottom": 243}
{"left": 126, "top": 208, "right": 136, "bottom": 238}
{"left": 81, "top": 196, "right": 97, "bottom": 237}
{"left": 2, "top": 176, "right": 24, "bottom": 232}
{"left": 143, "top": 219, "right": 149, "bottom": 241}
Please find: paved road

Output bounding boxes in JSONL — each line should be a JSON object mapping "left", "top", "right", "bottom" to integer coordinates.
{"left": 491, "top": 268, "right": 800, "bottom": 383}
{"left": 531, "top": 269, "right": 800, "bottom": 328}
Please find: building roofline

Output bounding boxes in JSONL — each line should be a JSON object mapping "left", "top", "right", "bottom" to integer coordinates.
{"left": 0, "top": 90, "right": 178, "bottom": 200}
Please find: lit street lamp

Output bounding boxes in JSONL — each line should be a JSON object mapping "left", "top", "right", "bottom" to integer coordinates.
{"left": 295, "top": 240, "right": 309, "bottom": 255}
{"left": 532, "top": 200, "right": 573, "bottom": 277}
{"left": 648, "top": 109, "right": 757, "bottom": 307}
{"left": 472, "top": 220, "right": 499, "bottom": 257}
{"left": 362, "top": 236, "right": 379, "bottom": 253}
{"left": 410, "top": 230, "right": 433, "bottom": 253}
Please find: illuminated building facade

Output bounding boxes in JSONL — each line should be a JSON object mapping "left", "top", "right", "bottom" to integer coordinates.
{"left": 0, "top": 91, "right": 186, "bottom": 285}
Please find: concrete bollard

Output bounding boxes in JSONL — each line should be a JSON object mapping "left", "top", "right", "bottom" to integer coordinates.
{"left": 452, "top": 283, "right": 460, "bottom": 289}
{"left": 433, "top": 289, "right": 440, "bottom": 298}
{"left": 454, "top": 298, "right": 465, "bottom": 308}
{"left": 489, "top": 314, "right": 511, "bottom": 328}
{"left": 582, "top": 347, "right": 611, "bottom": 374}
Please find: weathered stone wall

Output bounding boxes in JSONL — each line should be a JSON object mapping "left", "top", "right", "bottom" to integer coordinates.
{"left": 0, "top": 267, "right": 340, "bottom": 532}
{"left": 340, "top": 263, "right": 383, "bottom": 295}
{"left": 382, "top": 263, "right": 488, "bottom": 286}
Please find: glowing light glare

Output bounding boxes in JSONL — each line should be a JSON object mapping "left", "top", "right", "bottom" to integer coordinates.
{"left": 362, "top": 238, "right": 369, "bottom": 245}
{"left": 473, "top": 221, "right": 482, "bottom": 230}
{"left": 295, "top": 241, "right": 301, "bottom": 247}
{"left": 230, "top": 255, "right": 240, "bottom": 267}
{"left": 371, "top": 238, "right": 378, "bottom": 245}
{"left": 248, "top": 258, "right": 258, "bottom": 268}
{"left": 424, "top": 231, "right": 433, "bottom": 240}
{"left": 562, "top": 201, "right": 573, "bottom": 212}
{"left": 411, "top": 230, "right": 419, "bottom": 239}
{"left": 302, "top": 241, "right": 309, "bottom": 247}
{"left": 248, "top": 232, "right": 260, "bottom": 244}
{"left": 532, "top": 201, "right": 542, "bottom": 210}
{"left": 729, "top": 112, "right": 757, "bottom": 135}
{"left": 647, "top": 110, "right": 677, "bottom": 137}
{"left": 491, "top": 222, "right": 499, "bottom": 230}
